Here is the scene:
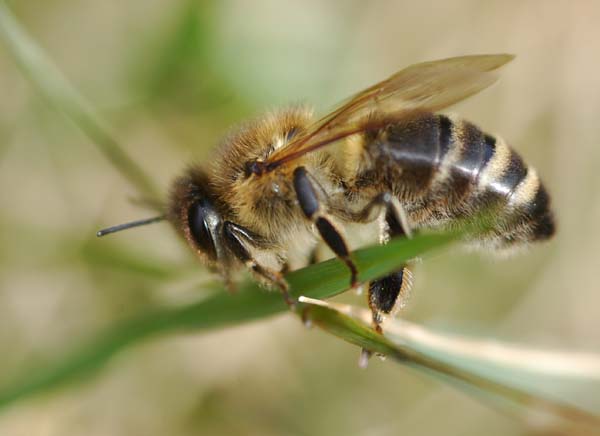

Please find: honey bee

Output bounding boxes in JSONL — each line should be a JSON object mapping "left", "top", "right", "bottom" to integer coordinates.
{"left": 98, "top": 54, "right": 555, "bottom": 332}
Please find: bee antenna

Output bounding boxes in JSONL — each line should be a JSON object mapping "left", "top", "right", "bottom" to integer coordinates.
{"left": 96, "top": 215, "right": 166, "bottom": 237}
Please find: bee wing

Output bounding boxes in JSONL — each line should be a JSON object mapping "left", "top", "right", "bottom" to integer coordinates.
{"left": 266, "top": 54, "right": 514, "bottom": 167}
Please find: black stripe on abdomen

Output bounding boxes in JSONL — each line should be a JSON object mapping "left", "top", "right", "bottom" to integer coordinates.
{"left": 383, "top": 114, "right": 442, "bottom": 196}
{"left": 521, "top": 182, "right": 555, "bottom": 241}
{"left": 448, "top": 121, "right": 497, "bottom": 200}
{"left": 482, "top": 134, "right": 497, "bottom": 167}
{"left": 438, "top": 114, "right": 453, "bottom": 162}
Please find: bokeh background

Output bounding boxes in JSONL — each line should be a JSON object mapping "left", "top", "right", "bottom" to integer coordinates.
{"left": 1, "top": 1, "right": 599, "bottom": 435}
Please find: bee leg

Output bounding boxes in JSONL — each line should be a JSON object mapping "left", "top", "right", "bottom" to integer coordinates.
{"left": 363, "top": 196, "right": 413, "bottom": 333}
{"left": 222, "top": 221, "right": 295, "bottom": 308}
{"left": 368, "top": 266, "right": 413, "bottom": 332}
{"left": 349, "top": 192, "right": 411, "bottom": 238}
{"left": 342, "top": 191, "right": 415, "bottom": 334}
{"left": 293, "top": 167, "right": 358, "bottom": 288}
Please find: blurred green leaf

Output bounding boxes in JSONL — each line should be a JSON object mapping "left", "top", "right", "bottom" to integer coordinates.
{"left": 79, "top": 239, "right": 190, "bottom": 281}
{"left": 0, "top": 1, "right": 161, "bottom": 204}
{"left": 130, "top": 0, "right": 243, "bottom": 114}
{"left": 0, "top": 231, "right": 455, "bottom": 411}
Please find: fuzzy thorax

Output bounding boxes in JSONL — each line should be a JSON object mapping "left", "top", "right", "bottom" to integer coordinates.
{"left": 208, "top": 106, "right": 320, "bottom": 241}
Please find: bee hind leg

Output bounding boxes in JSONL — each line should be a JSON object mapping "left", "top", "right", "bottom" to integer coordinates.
{"left": 347, "top": 192, "right": 414, "bottom": 333}
{"left": 356, "top": 266, "right": 413, "bottom": 367}
{"left": 293, "top": 166, "right": 358, "bottom": 288}
{"left": 222, "top": 221, "right": 295, "bottom": 308}
{"left": 343, "top": 192, "right": 414, "bottom": 365}
{"left": 368, "top": 266, "right": 413, "bottom": 332}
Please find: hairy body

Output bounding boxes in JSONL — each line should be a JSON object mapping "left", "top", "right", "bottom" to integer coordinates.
{"left": 162, "top": 55, "right": 555, "bottom": 330}
{"left": 168, "top": 105, "right": 554, "bottom": 319}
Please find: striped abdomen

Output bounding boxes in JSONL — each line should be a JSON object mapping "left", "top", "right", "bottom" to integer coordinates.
{"left": 366, "top": 113, "right": 555, "bottom": 247}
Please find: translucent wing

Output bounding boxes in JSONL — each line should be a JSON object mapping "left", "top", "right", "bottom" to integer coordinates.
{"left": 264, "top": 54, "right": 514, "bottom": 169}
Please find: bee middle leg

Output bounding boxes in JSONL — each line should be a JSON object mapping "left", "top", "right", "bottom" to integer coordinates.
{"left": 348, "top": 192, "right": 412, "bottom": 239}
{"left": 293, "top": 167, "right": 358, "bottom": 288}
{"left": 222, "top": 221, "right": 295, "bottom": 307}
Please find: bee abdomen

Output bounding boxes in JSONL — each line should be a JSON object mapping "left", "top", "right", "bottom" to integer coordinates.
{"left": 374, "top": 115, "right": 496, "bottom": 207}
{"left": 444, "top": 118, "right": 555, "bottom": 245}
{"left": 370, "top": 114, "right": 555, "bottom": 246}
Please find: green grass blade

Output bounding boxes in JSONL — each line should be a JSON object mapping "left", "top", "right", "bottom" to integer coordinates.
{"left": 0, "top": 2, "right": 161, "bottom": 204}
{"left": 0, "top": 232, "right": 455, "bottom": 411}
{"left": 300, "top": 298, "right": 600, "bottom": 427}
{"left": 384, "top": 314, "right": 600, "bottom": 419}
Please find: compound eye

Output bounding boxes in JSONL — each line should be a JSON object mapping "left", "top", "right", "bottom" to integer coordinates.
{"left": 187, "top": 200, "right": 219, "bottom": 259}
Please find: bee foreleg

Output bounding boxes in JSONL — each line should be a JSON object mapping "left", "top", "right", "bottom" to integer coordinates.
{"left": 293, "top": 167, "right": 358, "bottom": 288}
{"left": 222, "top": 221, "right": 294, "bottom": 307}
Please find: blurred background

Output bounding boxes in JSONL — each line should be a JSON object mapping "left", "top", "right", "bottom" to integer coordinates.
{"left": 0, "top": 0, "right": 599, "bottom": 435}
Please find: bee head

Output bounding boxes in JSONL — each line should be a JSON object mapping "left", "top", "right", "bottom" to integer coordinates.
{"left": 168, "top": 167, "right": 227, "bottom": 265}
